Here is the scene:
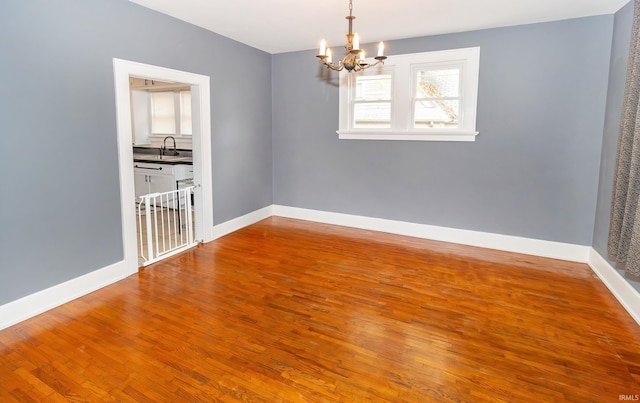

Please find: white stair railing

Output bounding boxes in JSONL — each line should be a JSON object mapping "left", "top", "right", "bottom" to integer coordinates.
{"left": 137, "top": 187, "right": 196, "bottom": 266}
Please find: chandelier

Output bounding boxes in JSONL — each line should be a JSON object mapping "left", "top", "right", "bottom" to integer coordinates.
{"left": 316, "top": 0, "right": 387, "bottom": 72}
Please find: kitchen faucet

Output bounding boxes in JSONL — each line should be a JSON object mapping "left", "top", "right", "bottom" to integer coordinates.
{"left": 162, "top": 136, "right": 177, "bottom": 156}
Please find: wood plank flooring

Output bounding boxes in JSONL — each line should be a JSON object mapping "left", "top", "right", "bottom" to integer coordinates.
{"left": 1, "top": 217, "right": 639, "bottom": 402}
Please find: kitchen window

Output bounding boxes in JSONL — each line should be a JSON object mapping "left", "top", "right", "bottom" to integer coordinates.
{"left": 338, "top": 47, "right": 480, "bottom": 141}
{"left": 150, "top": 90, "right": 192, "bottom": 136}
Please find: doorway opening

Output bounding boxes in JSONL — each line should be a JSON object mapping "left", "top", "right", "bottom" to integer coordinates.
{"left": 130, "top": 77, "right": 196, "bottom": 266}
{"left": 113, "top": 59, "right": 213, "bottom": 274}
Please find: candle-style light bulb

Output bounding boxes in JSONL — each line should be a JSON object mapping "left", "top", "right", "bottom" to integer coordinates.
{"left": 319, "top": 39, "right": 326, "bottom": 56}
{"left": 326, "top": 48, "right": 332, "bottom": 63}
{"left": 359, "top": 50, "right": 365, "bottom": 63}
{"left": 353, "top": 33, "right": 360, "bottom": 50}
{"left": 377, "top": 41, "right": 384, "bottom": 57}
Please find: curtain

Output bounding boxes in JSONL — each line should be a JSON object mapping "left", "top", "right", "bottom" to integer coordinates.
{"left": 609, "top": 0, "right": 640, "bottom": 281}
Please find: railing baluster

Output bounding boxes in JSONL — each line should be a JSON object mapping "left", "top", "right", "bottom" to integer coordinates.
{"left": 153, "top": 196, "right": 160, "bottom": 259}
{"left": 187, "top": 189, "right": 193, "bottom": 245}
{"left": 138, "top": 198, "right": 147, "bottom": 262}
{"left": 179, "top": 189, "right": 185, "bottom": 244}
{"left": 137, "top": 187, "right": 196, "bottom": 267}
{"left": 160, "top": 193, "right": 167, "bottom": 254}
{"left": 145, "top": 195, "right": 154, "bottom": 262}
{"left": 170, "top": 193, "right": 176, "bottom": 251}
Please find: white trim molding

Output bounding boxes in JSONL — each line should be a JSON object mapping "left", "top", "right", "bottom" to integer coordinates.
{"left": 4, "top": 204, "right": 638, "bottom": 330}
{"left": 588, "top": 249, "right": 640, "bottom": 325}
{"left": 0, "top": 261, "right": 133, "bottom": 330}
{"left": 212, "top": 206, "right": 274, "bottom": 240}
{"left": 273, "top": 205, "right": 639, "bottom": 326}
{"left": 0, "top": 206, "right": 273, "bottom": 331}
{"left": 113, "top": 58, "right": 214, "bottom": 279}
{"left": 338, "top": 47, "right": 480, "bottom": 142}
{"left": 273, "top": 205, "right": 590, "bottom": 262}
{"left": 337, "top": 130, "right": 478, "bottom": 142}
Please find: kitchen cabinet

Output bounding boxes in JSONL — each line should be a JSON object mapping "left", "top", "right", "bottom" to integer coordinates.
{"left": 173, "top": 164, "right": 194, "bottom": 182}
{"left": 134, "top": 163, "right": 193, "bottom": 206}
{"left": 134, "top": 169, "right": 149, "bottom": 198}
{"left": 135, "top": 163, "right": 170, "bottom": 197}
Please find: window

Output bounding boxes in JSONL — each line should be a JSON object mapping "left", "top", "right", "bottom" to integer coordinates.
{"left": 338, "top": 47, "right": 480, "bottom": 141}
{"left": 180, "top": 90, "right": 192, "bottom": 135}
{"left": 150, "top": 90, "right": 192, "bottom": 136}
{"left": 413, "top": 68, "right": 460, "bottom": 129}
{"left": 353, "top": 73, "right": 392, "bottom": 128}
{"left": 150, "top": 92, "right": 176, "bottom": 135}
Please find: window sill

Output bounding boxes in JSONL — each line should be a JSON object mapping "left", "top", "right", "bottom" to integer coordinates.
{"left": 337, "top": 130, "right": 478, "bottom": 142}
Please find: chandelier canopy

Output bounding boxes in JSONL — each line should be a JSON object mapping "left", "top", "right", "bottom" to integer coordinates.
{"left": 316, "top": 0, "right": 387, "bottom": 73}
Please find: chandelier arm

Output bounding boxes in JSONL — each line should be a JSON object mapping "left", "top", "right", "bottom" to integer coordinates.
{"left": 317, "top": 0, "right": 386, "bottom": 73}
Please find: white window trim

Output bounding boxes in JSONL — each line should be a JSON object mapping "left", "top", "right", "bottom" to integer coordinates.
{"left": 337, "top": 47, "right": 480, "bottom": 142}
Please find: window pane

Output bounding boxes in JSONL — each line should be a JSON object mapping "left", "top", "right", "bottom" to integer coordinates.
{"left": 355, "top": 74, "right": 392, "bottom": 101}
{"left": 414, "top": 100, "right": 459, "bottom": 128}
{"left": 180, "top": 91, "right": 192, "bottom": 135}
{"left": 416, "top": 69, "right": 459, "bottom": 98}
{"left": 354, "top": 103, "right": 391, "bottom": 128}
{"left": 150, "top": 92, "right": 176, "bottom": 134}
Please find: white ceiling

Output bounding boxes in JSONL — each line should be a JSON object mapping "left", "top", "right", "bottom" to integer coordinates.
{"left": 129, "top": 0, "right": 628, "bottom": 54}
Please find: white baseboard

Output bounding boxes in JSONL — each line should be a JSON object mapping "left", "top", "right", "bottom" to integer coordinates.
{"left": 273, "top": 205, "right": 640, "bottom": 326}
{"left": 0, "top": 260, "right": 135, "bottom": 330}
{"left": 212, "top": 205, "right": 273, "bottom": 240}
{"left": 273, "top": 205, "right": 590, "bottom": 262}
{"left": 0, "top": 205, "right": 274, "bottom": 331}
{"left": 4, "top": 204, "right": 638, "bottom": 330}
{"left": 588, "top": 249, "right": 640, "bottom": 325}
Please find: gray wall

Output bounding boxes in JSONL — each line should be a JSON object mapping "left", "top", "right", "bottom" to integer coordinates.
{"left": 593, "top": 1, "right": 634, "bottom": 257}
{"left": 273, "top": 16, "right": 614, "bottom": 245}
{"left": 0, "top": 0, "right": 273, "bottom": 305}
{"left": 0, "top": 0, "right": 628, "bottom": 308}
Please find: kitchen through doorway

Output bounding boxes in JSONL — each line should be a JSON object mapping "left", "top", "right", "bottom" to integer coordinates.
{"left": 130, "top": 77, "right": 197, "bottom": 266}
{"left": 113, "top": 59, "right": 213, "bottom": 274}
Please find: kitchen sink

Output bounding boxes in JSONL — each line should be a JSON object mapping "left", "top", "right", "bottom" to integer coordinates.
{"left": 133, "top": 154, "right": 192, "bottom": 163}
{"left": 133, "top": 154, "right": 162, "bottom": 161}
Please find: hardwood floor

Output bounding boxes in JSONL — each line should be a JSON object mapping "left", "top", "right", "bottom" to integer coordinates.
{"left": 1, "top": 217, "right": 639, "bottom": 402}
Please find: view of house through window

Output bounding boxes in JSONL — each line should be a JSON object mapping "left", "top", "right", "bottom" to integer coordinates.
{"left": 414, "top": 68, "right": 460, "bottom": 129}
{"left": 353, "top": 74, "right": 392, "bottom": 129}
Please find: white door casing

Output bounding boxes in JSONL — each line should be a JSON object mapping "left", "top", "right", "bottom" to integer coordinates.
{"left": 113, "top": 58, "right": 213, "bottom": 274}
